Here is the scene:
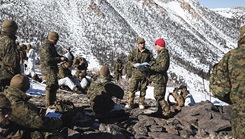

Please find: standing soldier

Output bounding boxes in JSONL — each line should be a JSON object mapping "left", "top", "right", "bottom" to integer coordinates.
{"left": 113, "top": 56, "right": 124, "bottom": 81}
{"left": 149, "top": 38, "right": 171, "bottom": 117}
{"left": 16, "top": 42, "right": 26, "bottom": 74}
{"left": 0, "top": 19, "right": 20, "bottom": 91}
{"left": 40, "top": 31, "right": 67, "bottom": 107}
{"left": 125, "top": 38, "right": 154, "bottom": 109}
{"left": 18, "top": 44, "right": 27, "bottom": 74}
{"left": 209, "top": 25, "right": 245, "bottom": 138}
{"left": 25, "top": 44, "right": 37, "bottom": 79}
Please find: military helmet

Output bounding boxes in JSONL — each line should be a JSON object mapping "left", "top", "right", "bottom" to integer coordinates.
{"left": 2, "top": 19, "right": 18, "bottom": 33}
{"left": 137, "top": 37, "right": 145, "bottom": 44}
{"left": 99, "top": 66, "right": 110, "bottom": 77}
{"left": 48, "top": 31, "right": 59, "bottom": 41}
{"left": 10, "top": 74, "right": 30, "bottom": 92}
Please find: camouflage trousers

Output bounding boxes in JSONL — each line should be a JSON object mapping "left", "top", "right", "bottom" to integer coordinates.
{"left": 114, "top": 72, "right": 122, "bottom": 81}
{"left": 154, "top": 82, "right": 170, "bottom": 116}
{"left": 128, "top": 77, "right": 148, "bottom": 105}
{"left": 44, "top": 69, "right": 59, "bottom": 107}
{"left": 231, "top": 111, "right": 245, "bottom": 138}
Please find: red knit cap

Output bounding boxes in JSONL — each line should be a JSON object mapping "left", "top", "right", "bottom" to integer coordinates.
{"left": 155, "top": 38, "right": 165, "bottom": 47}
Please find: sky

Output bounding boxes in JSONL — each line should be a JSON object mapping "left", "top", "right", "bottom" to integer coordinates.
{"left": 197, "top": 0, "right": 245, "bottom": 8}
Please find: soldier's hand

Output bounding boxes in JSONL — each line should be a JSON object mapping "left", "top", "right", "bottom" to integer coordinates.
{"left": 61, "top": 57, "right": 68, "bottom": 62}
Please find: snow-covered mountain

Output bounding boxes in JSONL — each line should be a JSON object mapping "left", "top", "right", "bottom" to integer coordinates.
{"left": 0, "top": 0, "right": 244, "bottom": 92}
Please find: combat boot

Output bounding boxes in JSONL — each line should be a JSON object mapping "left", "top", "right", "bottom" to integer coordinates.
{"left": 139, "top": 95, "right": 145, "bottom": 110}
{"left": 159, "top": 100, "right": 171, "bottom": 118}
{"left": 125, "top": 91, "right": 135, "bottom": 109}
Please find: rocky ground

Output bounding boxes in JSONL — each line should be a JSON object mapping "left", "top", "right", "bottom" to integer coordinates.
{"left": 29, "top": 88, "right": 233, "bottom": 139}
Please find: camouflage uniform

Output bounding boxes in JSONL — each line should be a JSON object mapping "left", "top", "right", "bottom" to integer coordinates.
{"left": 40, "top": 38, "right": 63, "bottom": 106}
{"left": 87, "top": 76, "right": 123, "bottom": 114}
{"left": 0, "top": 31, "right": 20, "bottom": 91}
{"left": 127, "top": 47, "right": 154, "bottom": 106}
{"left": 18, "top": 44, "right": 27, "bottom": 74}
{"left": 113, "top": 57, "right": 124, "bottom": 81}
{"left": 124, "top": 61, "right": 132, "bottom": 79}
{"left": 57, "top": 62, "right": 81, "bottom": 92}
{"left": 149, "top": 48, "right": 170, "bottom": 116}
{"left": 57, "top": 62, "right": 73, "bottom": 79}
{"left": 210, "top": 26, "right": 245, "bottom": 138}
{"left": 73, "top": 57, "right": 88, "bottom": 70}
{"left": 2, "top": 86, "right": 62, "bottom": 139}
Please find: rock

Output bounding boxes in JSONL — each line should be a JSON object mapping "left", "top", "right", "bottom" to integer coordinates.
{"left": 28, "top": 90, "right": 232, "bottom": 139}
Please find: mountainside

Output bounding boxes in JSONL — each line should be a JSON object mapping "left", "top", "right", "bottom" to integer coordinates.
{"left": 0, "top": 0, "right": 244, "bottom": 91}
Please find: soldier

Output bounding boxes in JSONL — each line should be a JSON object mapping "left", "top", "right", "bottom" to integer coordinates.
{"left": 77, "top": 70, "right": 92, "bottom": 92}
{"left": 57, "top": 61, "right": 82, "bottom": 93}
{"left": 148, "top": 38, "right": 171, "bottom": 117}
{"left": 87, "top": 66, "right": 124, "bottom": 115}
{"left": 25, "top": 44, "right": 37, "bottom": 79}
{"left": 40, "top": 31, "right": 67, "bottom": 107}
{"left": 0, "top": 94, "right": 11, "bottom": 138}
{"left": 113, "top": 56, "right": 124, "bottom": 81}
{"left": 0, "top": 19, "right": 20, "bottom": 91}
{"left": 2, "top": 74, "right": 63, "bottom": 138}
{"left": 18, "top": 44, "right": 27, "bottom": 74}
{"left": 125, "top": 38, "right": 154, "bottom": 109}
{"left": 63, "top": 47, "right": 74, "bottom": 66}
{"left": 73, "top": 56, "right": 88, "bottom": 71}
{"left": 209, "top": 25, "right": 245, "bottom": 138}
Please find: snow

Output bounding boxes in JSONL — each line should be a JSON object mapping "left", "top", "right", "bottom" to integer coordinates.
{"left": 27, "top": 72, "right": 228, "bottom": 107}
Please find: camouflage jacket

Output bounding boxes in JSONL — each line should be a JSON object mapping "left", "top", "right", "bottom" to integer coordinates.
{"left": 210, "top": 44, "right": 245, "bottom": 106}
{"left": 124, "top": 61, "right": 132, "bottom": 77}
{"left": 17, "top": 45, "right": 27, "bottom": 64}
{"left": 40, "top": 39, "right": 62, "bottom": 76}
{"left": 57, "top": 63, "right": 73, "bottom": 79}
{"left": 2, "top": 86, "right": 62, "bottom": 138}
{"left": 0, "top": 31, "right": 20, "bottom": 79}
{"left": 87, "top": 76, "right": 123, "bottom": 114}
{"left": 72, "top": 57, "right": 88, "bottom": 70}
{"left": 127, "top": 48, "right": 154, "bottom": 79}
{"left": 149, "top": 49, "right": 170, "bottom": 84}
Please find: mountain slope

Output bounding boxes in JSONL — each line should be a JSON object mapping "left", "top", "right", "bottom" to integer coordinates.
{"left": 0, "top": 0, "right": 244, "bottom": 91}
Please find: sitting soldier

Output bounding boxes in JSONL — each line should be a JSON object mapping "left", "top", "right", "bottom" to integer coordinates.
{"left": 87, "top": 66, "right": 124, "bottom": 115}
{"left": 76, "top": 70, "right": 92, "bottom": 92}
{"left": 2, "top": 74, "right": 63, "bottom": 138}
{"left": 73, "top": 56, "right": 88, "bottom": 71}
{"left": 0, "top": 94, "right": 12, "bottom": 138}
{"left": 179, "top": 84, "right": 195, "bottom": 106}
{"left": 57, "top": 61, "right": 83, "bottom": 93}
